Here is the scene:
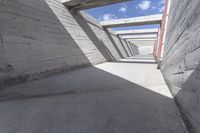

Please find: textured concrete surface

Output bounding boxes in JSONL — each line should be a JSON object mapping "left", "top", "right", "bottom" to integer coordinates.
{"left": 0, "top": 56, "right": 187, "bottom": 133}
{"left": 0, "top": 0, "right": 138, "bottom": 87}
{"left": 62, "top": 0, "right": 129, "bottom": 10}
{"left": 161, "top": 0, "right": 200, "bottom": 132}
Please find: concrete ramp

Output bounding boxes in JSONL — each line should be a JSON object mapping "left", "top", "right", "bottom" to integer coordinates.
{"left": 0, "top": 56, "right": 187, "bottom": 133}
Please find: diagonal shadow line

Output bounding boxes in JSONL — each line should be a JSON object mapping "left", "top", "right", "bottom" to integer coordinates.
{"left": 0, "top": 64, "right": 186, "bottom": 133}
{"left": 130, "top": 44, "right": 137, "bottom": 55}
{"left": 104, "top": 28, "right": 124, "bottom": 58}
{"left": 129, "top": 44, "right": 135, "bottom": 55}
{"left": 0, "top": 1, "right": 94, "bottom": 88}
{"left": 72, "top": 13, "right": 115, "bottom": 61}
{"left": 116, "top": 36, "right": 130, "bottom": 57}
{"left": 124, "top": 40, "right": 134, "bottom": 56}
{"left": 124, "top": 41, "right": 133, "bottom": 56}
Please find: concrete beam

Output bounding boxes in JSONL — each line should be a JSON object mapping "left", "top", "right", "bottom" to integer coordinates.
{"left": 128, "top": 40, "right": 155, "bottom": 46}
{"left": 122, "top": 34, "right": 157, "bottom": 39}
{"left": 101, "top": 14, "right": 163, "bottom": 28}
{"left": 115, "top": 29, "right": 158, "bottom": 35}
{"left": 62, "top": 0, "right": 129, "bottom": 10}
{"left": 126, "top": 39, "right": 156, "bottom": 41}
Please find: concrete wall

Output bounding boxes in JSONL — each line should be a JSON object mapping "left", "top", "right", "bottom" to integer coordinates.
{"left": 131, "top": 40, "right": 154, "bottom": 55}
{"left": 161, "top": 0, "right": 200, "bottom": 132}
{"left": 138, "top": 46, "right": 153, "bottom": 55}
{"left": 0, "top": 0, "right": 138, "bottom": 87}
{"left": 129, "top": 43, "right": 140, "bottom": 55}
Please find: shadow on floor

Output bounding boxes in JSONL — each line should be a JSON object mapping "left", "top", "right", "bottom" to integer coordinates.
{"left": 104, "top": 29, "right": 124, "bottom": 58}
{"left": 0, "top": 63, "right": 186, "bottom": 133}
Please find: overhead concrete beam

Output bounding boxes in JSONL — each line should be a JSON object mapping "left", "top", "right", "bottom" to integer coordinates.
{"left": 62, "top": 0, "right": 130, "bottom": 10}
{"left": 128, "top": 40, "right": 155, "bottom": 46}
{"left": 115, "top": 29, "right": 158, "bottom": 35}
{"left": 126, "top": 39, "right": 156, "bottom": 41}
{"left": 101, "top": 14, "right": 163, "bottom": 28}
{"left": 122, "top": 34, "right": 157, "bottom": 39}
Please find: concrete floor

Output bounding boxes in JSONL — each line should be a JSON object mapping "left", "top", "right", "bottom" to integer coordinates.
{"left": 0, "top": 55, "right": 187, "bottom": 133}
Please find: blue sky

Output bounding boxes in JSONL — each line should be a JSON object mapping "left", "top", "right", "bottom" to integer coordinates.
{"left": 85, "top": 0, "right": 165, "bottom": 31}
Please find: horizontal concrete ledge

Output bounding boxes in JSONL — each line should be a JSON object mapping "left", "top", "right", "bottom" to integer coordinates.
{"left": 62, "top": 0, "right": 130, "bottom": 10}
{"left": 101, "top": 14, "right": 163, "bottom": 28}
{"left": 128, "top": 40, "right": 155, "bottom": 46}
{"left": 122, "top": 34, "right": 157, "bottom": 39}
{"left": 115, "top": 29, "right": 159, "bottom": 35}
{"left": 126, "top": 39, "right": 156, "bottom": 41}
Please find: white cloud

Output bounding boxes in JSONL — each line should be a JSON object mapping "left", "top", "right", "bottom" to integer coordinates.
{"left": 159, "top": 6, "right": 165, "bottom": 12}
{"left": 119, "top": 4, "right": 127, "bottom": 13}
{"left": 138, "top": 0, "right": 151, "bottom": 10}
{"left": 98, "top": 13, "right": 117, "bottom": 21}
{"left": 149, "top": 0, "right": 165, "bottom": 13}
{"left": 159, "top": 0, "right": 165, "bottom": 5}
